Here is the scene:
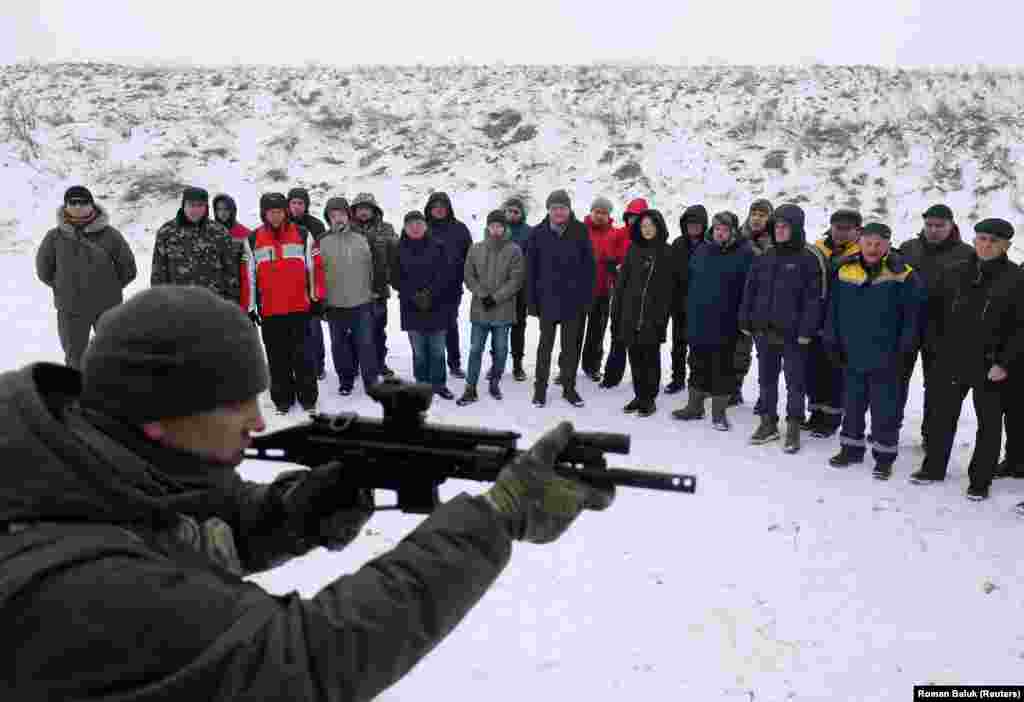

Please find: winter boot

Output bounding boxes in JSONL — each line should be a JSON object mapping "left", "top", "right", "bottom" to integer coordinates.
{"left": 664, "top": 379, "right": 685, "bottom": 395}
{"left": 637, "top": 400, "right": 657, "bottom": 417}
{"left": 563, "top": 386, "right": 585, "bottom": 407}
{"left": 623, "top": 398, "right": 642, "bottom": 414}
{"left": 749, "top": 415, "right": 780, "bottom": 444}
{"left": 434, "top": 386, "right": 455, "bottom": 400}
{"left": 812, "top": 412, "right": 842, "bottom": 438}
{"left": 711, "top": 395, "right": 731, "bottom": 431}
{"left": 783, "top": 419, "right": 802, "bottom": 454}
{"left": 828, "top": 445, "right": 865, "bottom": 468}
{"left": 909, "top": 469, "right": 944, "bottom": 485}
{"left": 801, "top": 410, "right": 823, "bottom": 432}
{"left": 966, "top": 484, "right": 990, "bottom": 501}
{"left": 488, "top": 378, "right": 503, "bottom": 400}
{"left": 995, "top": 458, "right": 1024, "bottom": 479}
{"left": 872, "top": 459, "right": 894, "bottom": 480}
{"left": 727, "top": 390, "right": 744, "bottom": 408}
{"left": 672, "top": 390, "right": 707, "bottom": 421}
{"left": 532, "top": 385, "right": 547, "bottom": 407}
{"left": 456, "top": 385, "right": 478, "bottom": 406}
{"left": 512, "top": 358, "right": 527, "bottom": 382}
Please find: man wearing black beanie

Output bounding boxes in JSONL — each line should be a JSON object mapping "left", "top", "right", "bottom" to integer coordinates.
{"left": 0, "top": 284, "right": 615, "bottom": 700}
{"left": 151, "top": 186, "right": 245, "bottom": 306}
{"left": 911, "top": 217, "right": 1024, "bottom": 501}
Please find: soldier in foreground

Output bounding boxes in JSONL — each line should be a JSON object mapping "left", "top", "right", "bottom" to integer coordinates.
{"left": 0, "top": 285, "right": 613, "bottom": 700}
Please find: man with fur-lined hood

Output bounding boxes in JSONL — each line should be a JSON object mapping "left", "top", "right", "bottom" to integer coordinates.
{"left": 36, "top": 186, "right": 137, "bottom": 368}
{"left": 350, "top": 192, "right": 399, "bottom": 377}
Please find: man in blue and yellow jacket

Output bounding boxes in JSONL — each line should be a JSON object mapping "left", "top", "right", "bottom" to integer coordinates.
{"left": 823, "top": 222, "right": 925, "bottom": 479}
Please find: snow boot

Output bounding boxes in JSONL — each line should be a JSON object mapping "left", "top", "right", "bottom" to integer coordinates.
{"left": 456, "top": 385, "right": 478, "bottom": 406}
{"left": 532, "top": 385, "right": 547, "bottom": 407}
{"left": 811, "top": 412, "right": 842, "bottom": 438}
{"left": 672, "top": 390, "right": 707, "bottom": 421}
{"left": 623, "top": 398, "right": 642, "bottom": 414}
{"left": 434, "top": 386, "right": 454, "bottom": 400}
{"left": 995, "top": 458, "right": 1024, "bottom": 479}
{"left": 563, "top": 386, "right": 585, "bottom": 407}
{"left": 637, "top": 400, "right": 657, "bottom": 417}
{"left": 488, "top": 378, "right": 502, "bottom": 400}
{"left": 966, "top": 484, "right": 990, "bottom": 501}
{"left": 512, "top": 358, "right": 526, "bottom": 382}
{"left": 749, "top": 415, "right": 780, "bottom": 444}
{"left": 711, "top": 395, "right": 731, "bottom": 431}
{"left": 872, "top": 459, "right": 894, "bottom": 480}
{"left": 828, "top": 445, "right": 865, "bottom": 468}
{"left": 783, "top": 419, "right": 802, "bottom": 454}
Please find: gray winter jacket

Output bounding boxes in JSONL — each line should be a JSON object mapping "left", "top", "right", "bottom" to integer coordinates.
{"left": 36, "top": 205, "right": 137, "bottom": 315}
{"left": 463, "top": 230, "right": 525, "bottom": 324}
{"left": 320, "top": 224, "right": 373, "bottom": 309}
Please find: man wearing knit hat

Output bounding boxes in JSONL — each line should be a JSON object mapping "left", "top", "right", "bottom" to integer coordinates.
{"left": 575, "top": 195, "right": 624, "bottom": 383}
{"left": 911, "top": 218, "right": 1024, "bottom": 501}
{"left": 824, "top": 223, "right": 925, "bottom": 480}
{"left": 896, "top": 204, "right": 973, "bottom": 451}
{"left": 36, "top": 185, "right": 137, "bottom": 368}
{"left": 525, "top": 189, "right": 595, "bottom": 408}
{"left": 151, "top": 186, "right": 244, "bottom": 306}
{"left": 0, "top": 285, "right": 614, "bottom": 699}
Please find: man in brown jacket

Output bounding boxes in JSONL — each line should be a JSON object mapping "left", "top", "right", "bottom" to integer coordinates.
{"left": 36, "top": 185, "right": 137, "bottom": 368}
{"left": 0, "top": 285, "right": 613, "bottom": 701}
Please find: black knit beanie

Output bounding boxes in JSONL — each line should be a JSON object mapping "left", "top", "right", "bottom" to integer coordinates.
{"left": 830, "top": 209, "right": 862, "bottom": 227}
{"left": 922, "top": 204, "right": 954, "bottom": 221}
{"left": 975, "top": 218, "right": 1014, "bottom": 240}
{"left": 64, "top": 185, "right": 94, "bottom": 205}
{"left": 486, "top": 210, "right": 507, "bottom": 227}
{"left": 81, "top": 286, "right": 269, "bottom": 423}
{"left": 861, "top": 222, "right": 892, "bottom": 240}
{"left": 404, "top": 210, "right": 426, "bottom": 224}
{"left": 545, "top": 189, "right": 572, "bottom": 210}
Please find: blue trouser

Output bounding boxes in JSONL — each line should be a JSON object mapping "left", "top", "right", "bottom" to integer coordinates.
{"left": 353, "top": 299, "right": 388, "bottom": 374}
{"left": 839, "top": 366, "right": 904, "bottom": 462}
{"left": 446, "top": 303, "right": 462, "bottom": 370}
{"left": 306, "top": 316, "right": 326, "bottom": 376}
{"left": 807, "top": 337, "right": 844, "bottom": 421}
{"left": 467, "top": 322, "right": 511, "bottom": 386}
{"left": 327, "top": 304, "right": 378, "bottom": 390}
{"left": 408, "top": 331, "right": 447, "bottom": 389}
{"left": 755, "top": 336, "right": 808, "bottom": 420}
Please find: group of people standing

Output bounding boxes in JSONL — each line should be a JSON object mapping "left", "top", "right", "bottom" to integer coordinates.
{"left": 35, "top": 183, "right": 1024, "bottom": 510}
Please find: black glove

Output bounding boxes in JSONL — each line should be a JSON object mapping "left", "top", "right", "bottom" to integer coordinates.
{"left": 272, "top": 463, "right": 375, "bottom": 552}
{"left": 482, "top": 295, "right": 497, "bottom": 310}
{"left": 308, "top": 300, "right": 325, "bottom": 318}
{"left": 248, "top": 310, "right": 262, "bottom": 327}
{"left": 605, "top": 260, "right": 619, "bottom": 275}
{"left": 413, "top": 288, "right": 432, "bottom": 312}
{"left": 484, "top": 422, "right": 615, "bottom": 544}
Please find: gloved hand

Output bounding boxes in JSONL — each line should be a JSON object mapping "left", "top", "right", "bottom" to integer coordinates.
{"left": 273, "top": 462, "right": 375, "bottom": 552}
{"left": 413, "top": 288, "right": 432, "bottom": 312}
{"left": 483, "top": 422, "right": 615, "bottom": 544}
{"left": 605, "top": 260, "right": 619, "bottom": 275}
{"left": 482, "top": 295, "right": 497, "bottom": 310}
{"left": 248, "top": 310, "right": 262, "bottom": 327}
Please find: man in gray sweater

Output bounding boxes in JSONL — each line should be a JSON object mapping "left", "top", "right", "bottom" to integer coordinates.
{"left": 36, "top": 185, "right": 137, "bottom": 368}
{"left": 457, "top": 210, "right": 526, "bottom": 405}
{"left": 320, "top": 197, "right": 379, "bottom": 395}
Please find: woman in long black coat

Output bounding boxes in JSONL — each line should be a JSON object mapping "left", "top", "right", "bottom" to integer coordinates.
{"left": 610, "top": 209, "right": 677, "bottom": 416}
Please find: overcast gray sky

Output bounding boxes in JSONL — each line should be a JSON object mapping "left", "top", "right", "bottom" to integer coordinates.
{"left": 2, "top": 0, "right": 1021, "bottom": 68}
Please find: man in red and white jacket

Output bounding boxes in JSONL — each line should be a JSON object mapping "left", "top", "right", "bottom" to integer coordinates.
{"left": 251, "top": 192, "right": 326, "bottom": 415}
{"left": 213, "top": 193, "right": 258, "bottom": 318}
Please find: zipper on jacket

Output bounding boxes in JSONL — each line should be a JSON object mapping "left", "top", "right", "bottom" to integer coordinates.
{"left": 982, "top": 298, "right": 991, "bottom": 320}
{"left": 638, "top": 255, "right": 656, "bottom": 328}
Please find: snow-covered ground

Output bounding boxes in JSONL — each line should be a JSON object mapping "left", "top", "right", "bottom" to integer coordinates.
{"left": 3, "top": 61, "right": 1024, "bottom": 700}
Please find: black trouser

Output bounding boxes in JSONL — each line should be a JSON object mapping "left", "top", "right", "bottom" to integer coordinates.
{"left": 1003, "top": 374, "right": 1022, "bottom": 467}
{"left": 628, "top": 342, "right": 662, "bottom": 403}
{"left": 689, "top": 340, "right": 738, "bottom": 397}
{"left": 920, "top": 376, "right": 1007, "bottom": 490}
{"left": 535, "top": 313, "right": 584, "bottom": 390}
{"left": 733, "top": 332, "right": 754, "bottom": 394}
{"left": 446, "top": 301, "right": 462, "bottom": 370}
{"left": 262, "top": 312, "right": 318, "bottom": 410}
{"left": 602, "top": 338, "right": 628, "bottom": 385}
{"left": 57, "top": 308, "right": 103, "bottom": 369}
{"left": 577, "top": 295, "right": 610, "bottom": 374}
{"left": 669, "top": 307, "right": 689, "bottom": 386}
{"left": 901, "top": 347, "right": 936, "bottom": 441}
{"left": 510, "top": 291, "right": 528, "bottom": 362}
{"left": 807, "top": 337, "right": 844, "bottom": 422}
{"left": 305, "top": 316, "right": 326, "bottom": 376}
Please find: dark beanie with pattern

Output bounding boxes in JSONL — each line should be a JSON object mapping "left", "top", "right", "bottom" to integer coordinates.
{"left": 81, "top": 286, "right": 269, "bottom": 423}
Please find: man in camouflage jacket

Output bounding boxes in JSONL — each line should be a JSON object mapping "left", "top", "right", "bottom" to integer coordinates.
{"left": 151, "top": 187, "right": 243, "bottom": 305}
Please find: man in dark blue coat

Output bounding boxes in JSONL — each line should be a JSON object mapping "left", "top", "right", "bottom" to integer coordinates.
{"left": 672, "top": 211, "right": 754, "bottom": 430}
{"left": 825, "top": 223, "right": 925, "bottom": 480}
{"left": 739, "top": 204, "right": 825, "bottom": 453}
{"left": 526, "top": 189, "right": 596, "bottom": 408}
{"left": 425, "top": 192, "right": 473, "bottom": 379}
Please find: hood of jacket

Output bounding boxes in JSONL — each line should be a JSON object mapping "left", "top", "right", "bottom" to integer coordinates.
{"left": 0, "top": 364, "right": 241, "bottom": 528}
{"left": 350, "top": 192, "right": 384, "bottom": 224}
{"left": 212, "top": 194, "right": 238, "bottom": 230}
{"left": 56, "top": 204, "right": 110, "bottom": 235}
{"left": 630, "top": 209, "right": 670, "bottom": 246}
{"left": 679, "top": 204, "right": 709, "bottom": 238}
{"left": 424, "top": 191, "right": 457, "bottom": 223}
{"left": 323, "top": 197, "right": 351, "bottom": 227}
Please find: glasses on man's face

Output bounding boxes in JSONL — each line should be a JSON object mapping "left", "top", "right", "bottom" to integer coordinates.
{"left": 67, "top": 199, "right": 90, "bottom": 207}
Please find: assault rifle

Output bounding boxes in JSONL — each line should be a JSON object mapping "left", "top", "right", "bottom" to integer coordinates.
{"left": 245, "top": 379, "right": 696, "bottom": 513}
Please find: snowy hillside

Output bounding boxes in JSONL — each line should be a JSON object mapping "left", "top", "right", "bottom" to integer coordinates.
{"left": 3, "top": 62, "right": 1024, "bottom": 700}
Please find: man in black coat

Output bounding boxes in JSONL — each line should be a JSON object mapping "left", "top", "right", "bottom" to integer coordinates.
{"left": 425, "top": 192, "right": 474, "bottom": 379}
{"left": 0, "top": 286, "right": 614, "bottom": 700}
{"left": 289, "top": 187, "right": 329, "bottom": 380}
{"left": 897, "top": 204, "right": 973, "bottom": 449}
{"left": 909, "top": 218, "right": 1024, "bottom": 501}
